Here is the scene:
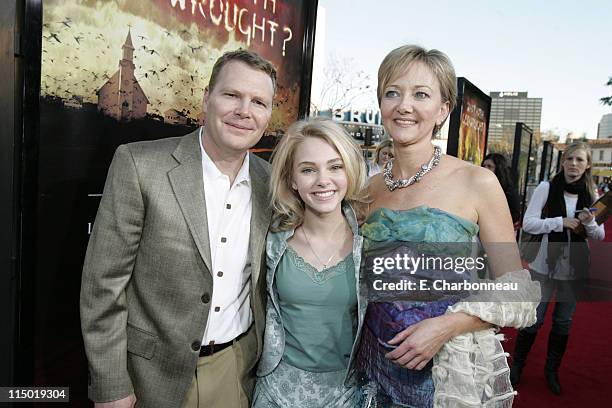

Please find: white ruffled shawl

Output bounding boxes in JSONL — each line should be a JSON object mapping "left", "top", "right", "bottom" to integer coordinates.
{"left": 432, "top": 269, "right": 540, "bottom": 407}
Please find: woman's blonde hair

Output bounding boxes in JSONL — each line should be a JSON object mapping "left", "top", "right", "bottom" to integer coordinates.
{"left": 560, "top": 141, "right": 595, "bottom": 196}
{"left": 372, "top": 139, "right": 393, "bottom": 166}
{"left": 377, "top": 44, "right": 457, "bottom": 135}
{"left": 270, "top": 118, "right": 369, "bottom": 231}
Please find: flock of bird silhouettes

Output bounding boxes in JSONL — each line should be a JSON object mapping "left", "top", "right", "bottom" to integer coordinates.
{"left": 41, "top": 16, "right": 216, "bottom": 116}
{"left": 41, "top": 13, "right": 294, "bottom": 123}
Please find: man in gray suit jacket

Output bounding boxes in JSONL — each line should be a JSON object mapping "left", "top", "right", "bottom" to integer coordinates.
{"left": 80, "top": 49, "right": 276, "bottom": 408}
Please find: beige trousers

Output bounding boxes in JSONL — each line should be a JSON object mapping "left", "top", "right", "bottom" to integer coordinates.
{"left": 182, "top": 327, "right": 258, "bottom": 408}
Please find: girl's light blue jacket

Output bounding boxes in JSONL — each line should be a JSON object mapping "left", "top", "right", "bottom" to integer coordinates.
{"left": 256, "top": 203, "right": 366, "bottom": 385}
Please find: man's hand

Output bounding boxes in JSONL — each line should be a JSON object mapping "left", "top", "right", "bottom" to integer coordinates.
{"left": 95, "top": 394, "right": 136, "bottom": 408}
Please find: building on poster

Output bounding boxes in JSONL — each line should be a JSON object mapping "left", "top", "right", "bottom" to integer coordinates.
{"left": 98, "top": 30, "right": 150, "bottom": 121}
{"left": 40, "top": 0, "right": 312, "bottom": 134}
{"left": 164, "top": 108, "right": 190, "bottom": 125}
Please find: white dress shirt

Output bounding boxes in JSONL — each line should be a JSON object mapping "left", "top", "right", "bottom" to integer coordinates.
{"left": 199, "top": 128, "right": 253, "bottom": 344}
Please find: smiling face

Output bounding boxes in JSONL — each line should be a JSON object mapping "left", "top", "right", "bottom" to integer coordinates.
{"left": 291, "top": 137, "right": 348, "bottom": 217}
{"left": 202, "top": 60, "right": 274, "bottom": 157}
{"left": 380, "top": 61, "right": 450, "bottom": 147}
{"left": 562, "top": 148, "right": 590, "bottom": 182}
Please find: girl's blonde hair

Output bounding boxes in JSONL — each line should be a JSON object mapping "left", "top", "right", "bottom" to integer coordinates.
{"left": 270, "top": 118, "right": 369, "bottom": 231}
{"left": 560, "top": 141, "right": 595, "bottom": 197}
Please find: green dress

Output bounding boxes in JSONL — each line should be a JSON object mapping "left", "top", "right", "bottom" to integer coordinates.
{"left": 253, "top": 246, "right": 360, "bottom": 407}
{"left": 277, "top": 246, "right": 357, "bottom": 371}
{"left": 355, "top": 206, "right": 479, "bottom": 407}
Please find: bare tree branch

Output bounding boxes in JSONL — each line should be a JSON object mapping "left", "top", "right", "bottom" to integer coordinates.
{"left": 315, "top": 53, "right": 375, "bottom": 113}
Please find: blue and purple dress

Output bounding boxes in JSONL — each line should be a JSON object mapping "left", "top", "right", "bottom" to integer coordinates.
{"left": 355, "top": 206, "right": 479, "bottom": 407}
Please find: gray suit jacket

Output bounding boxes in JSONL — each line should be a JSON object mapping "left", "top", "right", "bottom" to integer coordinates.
{"left": 80, "top": 130, "right": 271, "bottom": 407}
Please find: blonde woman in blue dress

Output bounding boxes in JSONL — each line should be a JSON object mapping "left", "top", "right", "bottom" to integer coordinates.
{"left": 252, "top": 118, "right": 369, "bottom": 407}
{"left": 350, "top": 45, "right": 540, "bottom": 407}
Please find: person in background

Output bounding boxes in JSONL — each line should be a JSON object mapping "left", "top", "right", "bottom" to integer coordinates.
{"left": 483, "top": 153, "right": 521, "bottom": 224}
{"left": 253, "top": 118, "right": 369, "bottom": 407}
{"left": 511, "top": 141, "right": 605, "bottom": 395}
{"left": 368, "top": 139, "right": 394, "bottom": 177}
{"left": 350, "top": 44, "right": 538, "bottom": 407}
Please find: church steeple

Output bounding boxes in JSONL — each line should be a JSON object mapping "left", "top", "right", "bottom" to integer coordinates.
{"left": 98, "top": 26, "right": 149, "bottom": 122}
{"left": 118, "top": 28, "right": 136, "bottom": 120}
{"left": 122, "top": 29, "right": 134, "bottom": 61}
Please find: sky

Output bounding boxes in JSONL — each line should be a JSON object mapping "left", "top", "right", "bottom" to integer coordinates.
{"left": 312, "top": 0, "right": 612, "bottom": 139}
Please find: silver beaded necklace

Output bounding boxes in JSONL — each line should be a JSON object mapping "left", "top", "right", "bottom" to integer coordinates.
{"left": 383, "top": 145, "right": 442, "bottom": 192}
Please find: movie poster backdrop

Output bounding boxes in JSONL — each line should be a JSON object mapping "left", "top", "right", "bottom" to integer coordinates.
{"left": 511, "top": 122, "right": 534, "bottom": 219}
{"left": 550, "top": 144, "right": 561, "bottom": 178}
{"left": 447, "top": 77, "right": 491, "bottom": 165}
{"left": 27, "top": 0, "right": 317, "bottom": 402}
{"left": 539, "top": 140, "right": 554, "bottom": 182}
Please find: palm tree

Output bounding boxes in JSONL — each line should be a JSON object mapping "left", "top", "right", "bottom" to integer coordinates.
{"left": 601, "top": 76, "right": 612, "bottom": 106}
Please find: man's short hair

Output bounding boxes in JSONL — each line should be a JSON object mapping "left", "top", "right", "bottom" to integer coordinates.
{"left": 208, "top": 49, "right": 277, "bottom": 93}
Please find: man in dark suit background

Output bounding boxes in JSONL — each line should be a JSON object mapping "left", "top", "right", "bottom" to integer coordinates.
{"left": 80, "top": 49, "right": 276, "bottom": 408}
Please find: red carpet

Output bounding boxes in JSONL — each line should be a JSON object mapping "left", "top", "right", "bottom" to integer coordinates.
{"left": 503, "top": 219, "right": 612, "bottom": 407}
{"left": 502, "top": 302, "right": 612, "bottom": 407}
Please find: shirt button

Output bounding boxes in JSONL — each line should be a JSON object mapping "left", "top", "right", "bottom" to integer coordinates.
{"left": 217, "top": 271, "right": 223, "bottom": 277}
{"left": 201, "top": 293, "right": 211, "bottom": 303}
{"left": 191, "top": 341, "right": 200, "bottom": 351}
{"left": 214, "top": 306, "right": 221, "bottom": 312}
{"left": 226, "top": 204, "right": 231, "bottom": 209}
{"left": 221, "top": 237, "right": 227, "bottom": 243}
